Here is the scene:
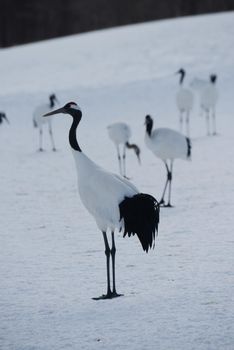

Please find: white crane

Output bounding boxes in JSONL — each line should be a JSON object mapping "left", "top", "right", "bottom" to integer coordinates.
{"left": 200, "top": 74, "right": 218, "bottom": 135}
{"left": 33, "top": 94, "right": 59, "bottom": 151}
{"left": 176, "top": 68, "right": 194, "bottom": 137}
{"left": 107, "top": 122, "right": 141, "bottom": 178}
{"left": 144, "top": 115, "right": 191, "bottom": 207}
{"left": 44, "top": 102, "right": 160, "bottom": 300}
{"left": 0, "top": 112, "right": 9, "bottom": 125}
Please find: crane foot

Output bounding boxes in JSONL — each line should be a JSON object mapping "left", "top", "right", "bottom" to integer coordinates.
{"left": 163, "top": 203, "right": 174, "bottom": 208}
{"left": 92, "top": 292, "right": 123, "bottom": 300}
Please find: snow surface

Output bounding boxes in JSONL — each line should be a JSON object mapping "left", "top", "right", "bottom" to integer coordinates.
{"left": 0, "top": 11, "right": 234, "bottom": 350}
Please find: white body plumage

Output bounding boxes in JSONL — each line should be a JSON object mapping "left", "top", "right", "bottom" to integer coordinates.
{"left": 200, "top": 84, "right": 218, "bottom": 111}
{"left": 73, "top": 150, "right": 138, "bottom": 232}
{"left": 107, "top": 122, "right": 131, "bottom": 145}
{"left": 176, "top": 87, "right": 194, "bottom": 112}
{"left": 145, "top": 127, "right": 189, "bottom": 161}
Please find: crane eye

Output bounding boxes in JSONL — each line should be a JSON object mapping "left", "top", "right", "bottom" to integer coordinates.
{"left": 65, "top": 102, "right": 78, "bottom": 109}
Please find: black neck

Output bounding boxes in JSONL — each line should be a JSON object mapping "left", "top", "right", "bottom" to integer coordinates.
{"left": 69, "top": 110, "right": 82, "bottom": 152}
{"left": 126, "top": 141, "right": 134, "bottom": 149}
{"left": 179, "top": 71, "right": 185, "bottom": 85}
{"left": 50, "top": 98, "right": 55, "bottom": 108}
{"left": 126, "top": 142, "right": 139, "bottom": 151}
{"left": 146, "top": 121, "right": 153, "bottom": 136}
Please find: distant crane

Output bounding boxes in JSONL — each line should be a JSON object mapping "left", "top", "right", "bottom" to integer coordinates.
{"left": 0, "top": 112, "right": 9, "bottom": 125}
{"left": 44, "top": 102, "right": 160, "bottom": 300}
{"left": 107, "top": 122, "right": 141, "bottom": 178}
{"left": 176, "top": 68, "right": 194, "bottom": 137}
{"left": 33, "top": 94, "right": 59, "bottom": 151}
{"left": 144, "top": 115, "right": 191, "bottom": 207}
{"left": 200, "top": 74, "right": 218, "bottom": 135}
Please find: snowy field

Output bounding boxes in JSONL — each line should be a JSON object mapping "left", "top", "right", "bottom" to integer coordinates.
{"left": 1, "top": 11, "right": 234, "bottom": 350}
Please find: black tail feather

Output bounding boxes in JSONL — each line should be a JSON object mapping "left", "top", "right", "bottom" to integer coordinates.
{"left": 186, "top": 137, "right": 191, "bottom": 158}
{"left": 119, "top": 193, "right": 160, "bottom": 252}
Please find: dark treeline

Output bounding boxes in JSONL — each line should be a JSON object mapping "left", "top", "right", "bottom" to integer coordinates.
{"left": 0, "top": 0, "right": 233, "bottom": 47}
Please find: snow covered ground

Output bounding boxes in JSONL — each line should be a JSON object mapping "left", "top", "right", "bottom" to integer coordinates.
{"left": 0, "top": 11, "right": 234, "bottom": 350}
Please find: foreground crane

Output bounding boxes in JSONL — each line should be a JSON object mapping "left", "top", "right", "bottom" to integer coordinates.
{"left": 44, "top": 102, "right": 160, "bottom": 300}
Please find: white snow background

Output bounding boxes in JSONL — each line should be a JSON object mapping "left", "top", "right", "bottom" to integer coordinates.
{"left": 0, "top": 11, "right": 234, "bottom": 350}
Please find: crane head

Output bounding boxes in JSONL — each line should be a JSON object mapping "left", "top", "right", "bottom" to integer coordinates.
{"left": 49, "top": 93, "right": 59, "bottom": 104}
{"left": 145, "top": 115, "right": 153, "bottom": 125}
{"left": 210, "top": 74, "right": 217, "bottom": 84}
{"left": 43, "top": 102, "right": 81, "bottom": 117}
{"left": 176, "top": 68, "right": 185, "bottom": 75}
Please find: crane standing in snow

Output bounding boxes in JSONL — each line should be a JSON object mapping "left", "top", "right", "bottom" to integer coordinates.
{"left": 44, "top": 102, "right": 160, "bottom": 300}
{"left": 144, "top": 115, "right": 191, "bottom": 207}
{"left": 200, "top": 74, "right": 218, "bottom": 135}
{"left": 176, "top": 68, "right": 194, "bottom": 137}
{"left": 107, "top": 122, "right": 141, "bottom": 178}
{"left": 33, "top": 94, "right": 59, "bottom": 151}
{"left": 0, "top": 112, "right": 9, "bottom": 125}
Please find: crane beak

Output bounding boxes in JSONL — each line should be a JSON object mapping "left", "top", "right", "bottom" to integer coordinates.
{"left": 43, "top": 107, "right": 66, "bottom": 117}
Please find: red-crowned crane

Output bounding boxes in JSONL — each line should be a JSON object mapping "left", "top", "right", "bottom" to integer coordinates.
{"left": 44, "top": 102, "right": 160, "bottom": 300}
{"left": 176, "top": 68, "right": 194, "bottom": 137}
{"left": 144, "top": 115, "right": 191, "bottom": 207}
{"left": 200, "top": 74, "right": 218, "bottom": 135}
{"left": 107, "top": 122, "right": 141, "bottom": 178}
{"left": 0, "top": 112, "right": 9, "bottom": 125}
{"left": 33, "top": 94, "right": 59, "bottom": 151}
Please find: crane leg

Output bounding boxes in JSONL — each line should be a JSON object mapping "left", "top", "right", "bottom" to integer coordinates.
{"left": 165, "top": 161, "right": 173, "bottom": 207}
{"left": 186, "top": 112, "right": 190, "bottom": 137}
{"left": 39, "top": 128, "right": 43, "bottom": 151}
{"left": 93, "top": 232, "right": 123, "bottom": 300}
{"left": 48, "top": 123, "right": 56, "bottom": 151}
{"left": 212, "top": 110, "right": 217, "bottom": 135}
{"left": 103, "top": 231, "right": 112, "bottom": 297}
{"left": 111, "top": 232, "right": 123, "bottom": 298}
{"left": 117, "top": 145, "right": 122, "bottom": 176}
{"left": 159, "top": 162, "right": 170, "bottom": 206}
{"left": 93, "top": 231, "right": 112, "bottom": 300}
